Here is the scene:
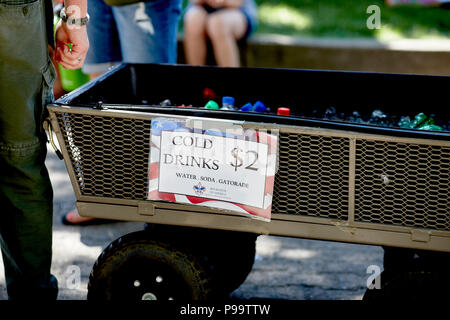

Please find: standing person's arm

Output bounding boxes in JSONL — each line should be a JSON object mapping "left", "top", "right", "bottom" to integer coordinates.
{"left": 54, "top": 0, "right": 90, "bottom": 70}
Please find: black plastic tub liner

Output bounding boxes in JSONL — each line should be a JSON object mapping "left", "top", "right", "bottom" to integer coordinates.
{"left": 55, "top": 63, "right": 450, "bottom": 141}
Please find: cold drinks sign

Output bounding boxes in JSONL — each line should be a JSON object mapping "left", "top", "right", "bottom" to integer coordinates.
{"left": 148, "top": 118, "right": 278, "bottom": 221}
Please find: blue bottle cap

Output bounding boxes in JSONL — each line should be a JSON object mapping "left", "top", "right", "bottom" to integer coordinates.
{"left": 253, "top": 100, "right": 266, "bottom": 113}
{"left": 240, "top": 103, "right": 253, "bottom": 112}
{"left": 222, "top": 96, "right": 235, "bottom": 105}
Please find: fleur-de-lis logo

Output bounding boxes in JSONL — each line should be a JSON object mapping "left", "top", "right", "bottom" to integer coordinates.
{"left": 193, "top": 182, "right": 206, "bottom": 195}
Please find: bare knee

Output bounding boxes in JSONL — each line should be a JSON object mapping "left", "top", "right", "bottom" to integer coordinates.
{"left": 184, "top": 6, "right": 208, "bottom": 37}
{"left": 206, "top": 13, "right": 232, "bottom": 42}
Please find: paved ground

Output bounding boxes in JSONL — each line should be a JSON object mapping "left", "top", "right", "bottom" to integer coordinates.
{"left": 0, "top": 146, "right": 384, "bottom": 300}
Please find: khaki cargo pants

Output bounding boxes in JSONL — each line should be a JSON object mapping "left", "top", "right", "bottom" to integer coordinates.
{"left": 0, "top": 0, "right": 57, "bottom": 299}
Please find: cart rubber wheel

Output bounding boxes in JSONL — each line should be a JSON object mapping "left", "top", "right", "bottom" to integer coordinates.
{"left": 204, "top": 231, "right": 256, "bottom": 297}
{"left": 87, "top": 231, "right": 214, "bottom": 301}
{"left": 144, "top": 224, "right": 257, "bottom": 297}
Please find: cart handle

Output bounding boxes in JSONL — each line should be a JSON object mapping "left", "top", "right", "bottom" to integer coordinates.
{"left": 44, "top": 119, "right": 64, "bottom": 160}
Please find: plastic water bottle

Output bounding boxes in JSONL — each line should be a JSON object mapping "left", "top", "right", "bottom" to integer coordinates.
{"left": 159, "top": 99, "right": 171, "bottom": 107}
{"left": 253, "top": 101, "right": 267, "bottom": 113}
{"left": 239, "top": 101, "right": 267, "bottom": 113}
{"left": 240, "top": 103, "right": 253, "bottom": 112}
{"left": 221, "top": 96, "right": 235, "bottom": 110}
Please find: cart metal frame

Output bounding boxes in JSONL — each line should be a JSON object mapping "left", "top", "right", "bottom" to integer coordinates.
{"left": 47, "top": 103, "right": 450, "bottom": 253}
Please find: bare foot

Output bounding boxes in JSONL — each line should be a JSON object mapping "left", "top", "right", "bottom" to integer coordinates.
{"left": 62, "top": 209, "right": 96, "bottom": 225}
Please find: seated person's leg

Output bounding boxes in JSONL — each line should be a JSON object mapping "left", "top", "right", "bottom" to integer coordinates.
{"left": 183, "top": 5, "right": 209, "bottom": 65}
{"left": 206, "top": 9, "right": 248, "bottom": 67}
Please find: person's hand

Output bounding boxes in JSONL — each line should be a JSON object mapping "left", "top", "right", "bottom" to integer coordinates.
{"left": 54, "top": 16, "right": 89, "bottom": 70}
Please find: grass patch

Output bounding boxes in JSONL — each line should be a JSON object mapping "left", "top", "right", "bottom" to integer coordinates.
{"left": 255, "top": 0, "right": 450, "bottom": 40}
{"left": 180, "top": 0, "right": 450, "bottom": 40}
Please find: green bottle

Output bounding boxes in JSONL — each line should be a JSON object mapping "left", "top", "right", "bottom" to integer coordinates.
{"left": 410, "top": 113, "right": 428, "bottom": 128}
{"left": 398, "top": 116, "right": 412, "bottom": 128}
{"left": 423, "top": 117, "right": 435, "bottom": 126}
{"left": 205, "top": 100, "right": 219, "bottom": 110}
{"left": 418, "top": 124, "right": 443, "bottom": 131}
{"left": 54, "top": 15, "right": 90, "bottom": 92}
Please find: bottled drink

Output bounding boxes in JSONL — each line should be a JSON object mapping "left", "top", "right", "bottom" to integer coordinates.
{"left": 418, "top": 124, "right": 443, "bottom": 131}
{"left": 277, "top": 107, "right": 290, "bottom": 116}
{"left": 410, "top": 113, "right": 428, "bottom": 128}
{"left": 221, "top": 96, "right": 235, "bottom": 110}
{"left": 240, "top": 103, "right": 253, "bottom": 112}
{"left": 239, "top": 101, "right": 267, "bottom": 113}
{"left": 204, "top": 100, "right": 219, "bottom": 110}
{"left": 253, "top": 101, "right": 267, "bottom": 113}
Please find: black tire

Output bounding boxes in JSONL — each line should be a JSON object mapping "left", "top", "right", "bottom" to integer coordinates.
{"left": 144, "top": 224, "right": 257, "bottom": 296}
{"left": 87, "top": 231, "right": 214, "bottom": 301}
{"left": 202, "top": 230, "right": 257, "bottom": 296}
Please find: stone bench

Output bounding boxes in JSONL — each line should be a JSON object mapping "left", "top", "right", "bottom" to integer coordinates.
{"left": 177, "top": 34, "right": 450, "bottom": 76}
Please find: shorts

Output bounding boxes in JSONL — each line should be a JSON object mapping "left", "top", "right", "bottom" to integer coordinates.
{"left": 83, "top": 0, "right": 182, "bottom": 75}
{"left": 188, "top": 4, "right": 256, "bottom": 40}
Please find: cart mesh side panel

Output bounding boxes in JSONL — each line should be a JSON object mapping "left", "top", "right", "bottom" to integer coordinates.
{"left": 54, "top": 110, "right": 450, "bottom": 231}
{"left": 57, "top": 112, "right": 151, "bottom": 199}
{"left": 56, "top": 112, "right": 350, "bottom": 220}
{"left": 355, "top": 140, "right": 450, "bottom": 231}
{"left": 272, "top": 132, "right": 349, "bottom": 220}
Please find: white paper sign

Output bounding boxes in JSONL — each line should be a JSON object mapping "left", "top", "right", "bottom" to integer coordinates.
{"left": 148, "top": 117, "right": 278, "bottom": 221}
{"left": 158, "top": 131, "right": 269, "bottom": 209}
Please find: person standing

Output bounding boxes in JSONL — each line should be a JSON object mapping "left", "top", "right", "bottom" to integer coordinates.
{"left": 0, "top": 0, "right": 89, "bottom": 299}
{"left": 82, "top": 0, "right": 182, "bottom": 77}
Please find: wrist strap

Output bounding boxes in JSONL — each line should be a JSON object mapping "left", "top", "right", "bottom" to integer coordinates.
{"left": 60, "top": 7, "right": 90, "bottom": 26}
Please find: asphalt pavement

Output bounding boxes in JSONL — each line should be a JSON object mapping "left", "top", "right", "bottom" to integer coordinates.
{"left": 0, "top": 146, "right": 384, "bottom": 300}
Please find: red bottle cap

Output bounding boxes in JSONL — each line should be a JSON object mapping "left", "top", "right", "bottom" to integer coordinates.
{"left": 277, "top": 107, "right": 291, "bottom": 116}
{"left": 202, "top": 88, "right": 216, "bottom": 100}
